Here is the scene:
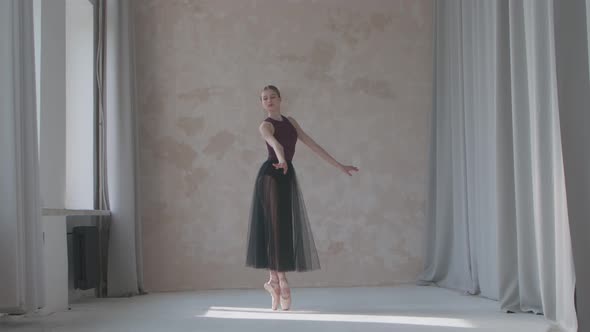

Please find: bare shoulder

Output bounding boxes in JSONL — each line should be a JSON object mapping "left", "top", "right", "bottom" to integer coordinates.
{"left": 286, "top": 116, "right": 301, "bottom": 128}
{"left": 259, "top": 120, "right": 274, "bottom": 134}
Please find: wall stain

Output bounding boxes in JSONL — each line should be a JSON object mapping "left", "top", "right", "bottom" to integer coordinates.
{"left": 184, "top": 167, "right": 209, "bottom": 196}
{"left": 349, "top": 78, "right": 396, "bottom": 100}
{"left": 203, "top": 130, "right": 236, "bottom": 160}
{"left": 370, "top": 13, "right": 393, "bottom": 32}
{"left": 240, "top": 149, "right": 258, "bottom": 164}
{"left": 304, "top": 40, "right": 337, "bottom": 82}
{"left": 178, "top": 87, "right": 219, "bottom": 104}
{"left": 327, "top": 9, "right": 394, "bottom": 47}
{"left": 327, "top": 241, "right": 345, "bottom": 255}
{"left": 152, "top": 136, "right": 198, "bottom": 171}
{"left": 278, "top": 54, "right": 308, "bottom": 63}
{"left": 177, "top": 116, "right": 205, "bottom": 136}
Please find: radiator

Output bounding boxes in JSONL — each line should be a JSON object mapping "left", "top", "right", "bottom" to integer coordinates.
{"left": 72, "top": 226, "right": 98, "bottom": 290}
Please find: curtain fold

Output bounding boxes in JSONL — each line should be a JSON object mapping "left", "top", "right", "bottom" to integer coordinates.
{"left": 0, "top": 0, "right": 45, "bottom": 313}
{"left": 553, "top": 1, "right": 590, "bottom": 331}
{"left": 421, "top": 1, "right": 581, "bottom": 330}
{"left": 499, "top": 2, "right": 576, "bottom": 327}
{"left": 101, "top": 0, "right": 143, "bottom": 297}
{"left": 17, "top": 0, "right": 45, "bottom": 312}
{"left": 419, "top": 0, "right": 499, "bottom": 299}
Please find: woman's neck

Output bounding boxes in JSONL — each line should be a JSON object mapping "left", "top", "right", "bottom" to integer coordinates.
{"left": 267, "top": 111, "right": 282, "bottom": 121}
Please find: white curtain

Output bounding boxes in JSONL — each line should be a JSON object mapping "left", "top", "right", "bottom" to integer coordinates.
{"left": 101, "top": 0, "right": 144, "bottom": 297}
{"left": 0, "top": 0, "right": 45, "bottom": 313}
{"left": 420, "top": 1, "right": 582, "bottom": 331}
{"left": 419, "top": 0, "right": 499, "bottom": 299}
{"left": 554, "top": 1, "right": 590, "bottom": 331}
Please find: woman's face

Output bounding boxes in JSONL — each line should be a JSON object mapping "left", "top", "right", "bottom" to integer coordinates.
{"left": 261, "top": 89, "right": 280, "bottom": 112}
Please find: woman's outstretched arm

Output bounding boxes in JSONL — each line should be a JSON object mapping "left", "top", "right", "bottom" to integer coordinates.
{"left": 287, "top": 116, "right": 358, "bottom": 176}
{"left": 259, "top": 121, "right": 288, "bottom": 174}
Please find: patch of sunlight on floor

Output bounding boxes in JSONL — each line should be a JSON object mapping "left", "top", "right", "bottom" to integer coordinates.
{"left": 199, "top": 306, "right": 476, "bottom": 328}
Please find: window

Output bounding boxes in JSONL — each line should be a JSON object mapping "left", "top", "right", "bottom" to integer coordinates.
{"left": 34, "top": 0, "right": 99, "bottom": 210}
{"left": 65, "top": 0, "right": 98, "bottom": 209}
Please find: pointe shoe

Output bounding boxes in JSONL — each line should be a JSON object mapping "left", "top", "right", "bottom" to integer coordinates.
{"left": 263, "top": 280, "right": 280, "bottom": 310}
{"left": 279, "top": 278, "right": 291, "bottom": 311}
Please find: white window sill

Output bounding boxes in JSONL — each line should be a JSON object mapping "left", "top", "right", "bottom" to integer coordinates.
{"left": 42, "top": 208, "right": 111, "bottom": 217}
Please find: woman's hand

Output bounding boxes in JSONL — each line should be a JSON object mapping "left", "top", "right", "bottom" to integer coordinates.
{"left": 273, "top": 162, "right": 289, "bottom": 175}
{"left": 339, "top": 164, "right": 359, "bottom": 176}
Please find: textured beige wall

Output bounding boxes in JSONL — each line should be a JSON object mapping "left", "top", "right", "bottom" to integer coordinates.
{"left": 134, "top": 0, "right": 433, "bottom": 291}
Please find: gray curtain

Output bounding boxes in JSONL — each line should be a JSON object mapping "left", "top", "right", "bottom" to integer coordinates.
{"left": 554, "top": 1, "right": 590, "bottom": 331}
{"left": 419, "top": 0, "right": 499, "bottom": 299}
{"left": 0, "top": 0, "right": 45, "bottom": 313}
{"left": 420, "top": 1, "right": 583, "bottom": 331}
{"left": 99, "top": 0, "right": 144, "bottom": 297}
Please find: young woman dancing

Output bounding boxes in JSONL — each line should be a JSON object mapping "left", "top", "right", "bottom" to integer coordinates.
{"left": 246, "top": 85, "right": 359, "bottom": 310}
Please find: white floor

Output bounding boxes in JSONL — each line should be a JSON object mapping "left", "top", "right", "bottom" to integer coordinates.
{"left": 0, "top": 285, "right": 557, "bottom": 332}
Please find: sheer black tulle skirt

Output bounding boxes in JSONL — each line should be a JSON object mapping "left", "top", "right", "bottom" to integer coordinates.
{"left": 246, "top": 160, "right": 320, "bottom": 272}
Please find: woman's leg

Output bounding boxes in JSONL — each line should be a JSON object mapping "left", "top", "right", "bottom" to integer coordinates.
{"left": 264, "top": 270, "right": 280, "bottom": 310}
{"left": 269, "top": 270, "right": 279, "bottom": 283}
{"left": 277, "top": 272, "right": 291, "bottom": 310}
